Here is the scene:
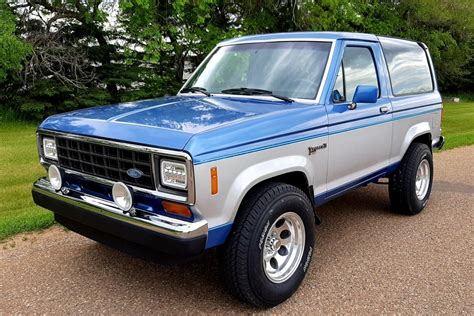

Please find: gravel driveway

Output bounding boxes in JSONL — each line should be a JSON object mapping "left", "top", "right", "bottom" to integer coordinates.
{"left": 1, "top": 146, "right": 473, "bottom": 314}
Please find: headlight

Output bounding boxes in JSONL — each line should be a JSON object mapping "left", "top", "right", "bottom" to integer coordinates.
{"left": 161, "top": 160, "right": 187, "bottom": 190}
{"left": 43, "top": 137, "right": 58, "bottom": 160}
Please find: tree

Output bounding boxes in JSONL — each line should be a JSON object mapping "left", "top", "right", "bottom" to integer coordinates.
{"left": 119, "top": 0, "right": 242, "bottom": 95}
{"left": 393, "top": 0, "right": 474, "bottom": 92}
{"left": 1, "top": 0, "right": 472, "bottom": 120}
{"left": 0, "top": 0, "right": 31, "bottom": 82}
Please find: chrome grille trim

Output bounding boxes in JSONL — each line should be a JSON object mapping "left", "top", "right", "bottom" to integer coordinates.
{"left": 37, "top": 129, "right": 195, "bottom": 204}
{"left": 56, "top": 136, "right": 155, "bottom": 189}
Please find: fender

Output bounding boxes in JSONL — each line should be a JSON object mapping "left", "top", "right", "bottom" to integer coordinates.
{"left": 393, "top": 121, "right": 432, "bottom": 163}
{"left": 222, "top": 155, "right": 314, "bottom": 224}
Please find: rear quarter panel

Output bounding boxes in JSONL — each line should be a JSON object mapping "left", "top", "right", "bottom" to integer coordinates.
{"left": 389, "top": 92, "right": 442, "bottom": 164}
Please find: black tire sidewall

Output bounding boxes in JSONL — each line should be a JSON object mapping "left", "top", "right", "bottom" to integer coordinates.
{"left": 409, "top": 147, "right": 434, "bottom": 212}
{"left": 246, "top": 192, "right": 315, "bottom": 306}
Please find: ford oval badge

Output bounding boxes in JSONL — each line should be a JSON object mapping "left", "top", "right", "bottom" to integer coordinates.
{"left": 127, "top": 168, "right": 144, "bottom": 179}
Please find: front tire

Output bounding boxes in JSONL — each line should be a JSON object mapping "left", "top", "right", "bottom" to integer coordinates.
{"left": 219, "top": 183, "right": 315, "bottom": 308}
{"left": 389, "top": 142, "right": 433, "bottom": 215}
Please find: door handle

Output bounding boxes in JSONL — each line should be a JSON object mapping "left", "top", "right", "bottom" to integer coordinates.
{"left": 379, "top": 106, "right": 389, "bottom": 113}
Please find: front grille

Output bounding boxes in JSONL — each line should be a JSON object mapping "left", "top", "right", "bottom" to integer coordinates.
{"left": 56, "top": 137, "right": 155, "bottom": 190}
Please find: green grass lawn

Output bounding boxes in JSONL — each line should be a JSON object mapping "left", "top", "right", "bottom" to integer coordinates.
{"left": 0, "top": 102, "right": 473, "bottom": 240}
{"left": 442, "top": 102, "right": 474, "bottom": 150}
{"left": 0, "top": 122, "right": 54, "bottom": 240}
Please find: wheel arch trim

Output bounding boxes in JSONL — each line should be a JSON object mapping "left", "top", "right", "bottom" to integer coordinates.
{"left": 224, "top": 155, "right": 314, "bottom": 221}
{"left": 396, "top": 122, "right": 432, "bottom": 162}
{"left": 206, "top": 156, "right": 315, "bottom": 248}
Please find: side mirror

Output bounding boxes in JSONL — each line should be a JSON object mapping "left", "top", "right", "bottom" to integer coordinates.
{"left": 348, "top": 85, "right": 378, "bottom": 110}
{"left": 347, "top": 85, "right": 379, "bottom": 110}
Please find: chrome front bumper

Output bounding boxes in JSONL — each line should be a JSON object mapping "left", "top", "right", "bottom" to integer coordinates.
{"left": 32, "top": 178, "right": 208, "bottom": 258}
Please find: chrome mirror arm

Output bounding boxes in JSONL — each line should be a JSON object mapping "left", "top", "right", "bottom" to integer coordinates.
{"left": 347, "top": 102, "right": 357, "bottom": 110}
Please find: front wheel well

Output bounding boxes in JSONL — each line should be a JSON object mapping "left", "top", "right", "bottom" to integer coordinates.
{"left": 267, "top": 171, "right": 310, "bottom": 195}
{"left": 237, "top": 171, "right": 320, "bottom": 224}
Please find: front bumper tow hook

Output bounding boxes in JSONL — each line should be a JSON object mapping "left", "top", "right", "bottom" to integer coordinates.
{"left": 124, "top": 208, "right": 137, "bottom": 217}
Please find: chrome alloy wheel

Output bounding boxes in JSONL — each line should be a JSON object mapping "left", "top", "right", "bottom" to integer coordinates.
{"left": 415, "top": 159, "right": 430, "bottom": 200}
{"left": 262, "top": 212, "right": 306, "bottom": 283}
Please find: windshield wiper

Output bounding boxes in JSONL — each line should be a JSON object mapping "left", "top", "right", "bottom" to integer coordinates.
{"left": 181, "top": 86, "right": 211, "bottom": 97}
{"left": 221, "top": 87, "right": 294, "bottom": 103}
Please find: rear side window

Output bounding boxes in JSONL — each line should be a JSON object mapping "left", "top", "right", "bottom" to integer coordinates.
{"left": 380, "top": 39, "right": 433, "bottom": 96}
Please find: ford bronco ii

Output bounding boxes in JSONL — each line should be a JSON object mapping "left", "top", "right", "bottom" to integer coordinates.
{"left": 32, "top": 32, "right": 444, "bottom": 307}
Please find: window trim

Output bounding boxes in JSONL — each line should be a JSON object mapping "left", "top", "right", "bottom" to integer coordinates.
{"left": 332, "top": 60, "right": 347, "bottom": 102}
{"left": 180, "top": 40, "right": 336, "bottom": 104}
{"left": 331, "top": 44, "right": 381, "bottom": 104}
{"left": 380, "top": 41, "right": 435, "bottom": 97}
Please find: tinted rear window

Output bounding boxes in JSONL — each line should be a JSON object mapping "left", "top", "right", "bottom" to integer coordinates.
{"left": 380, "top": 39, "right": 433, "bottom": 96}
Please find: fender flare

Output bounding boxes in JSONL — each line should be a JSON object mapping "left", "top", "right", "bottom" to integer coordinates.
{"left": 222, "top": 155, "right": 314, "bottom": 224}
{"left": 397, "top": 122, "right": 432, "bottom": 162}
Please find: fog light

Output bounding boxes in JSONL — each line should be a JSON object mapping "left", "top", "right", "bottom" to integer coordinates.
{"left": 48, "top": 165, "right": 62, "bottom": 191}
{"left": 112, "top": 182, "right": 133, "bottom": 211}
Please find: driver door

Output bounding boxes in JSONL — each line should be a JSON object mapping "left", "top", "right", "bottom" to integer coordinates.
{"left": 324, "top": 41, "right": 393, "bottom": 197}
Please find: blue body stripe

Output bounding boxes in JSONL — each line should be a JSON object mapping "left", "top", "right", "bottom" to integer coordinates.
{"left": 194, "top": 106, "right": 441, "bottom": 165}
{"left": 196, "top": 131, "right": 328, "bottom": 165}
{"left": 391, "top": 102, "right": 440, "bottom": 113}
{"left": 314, "top": 162, "right": 399, "bottom": 206}
{"left": 326, "top": 102, "right": 439, "bottom": 128}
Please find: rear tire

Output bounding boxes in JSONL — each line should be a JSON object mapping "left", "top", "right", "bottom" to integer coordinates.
{"left": 389, "top": 142, "right": 433, "bottom": 215}
{"left": 219, "top": 182, "right": 315, "bottom": 308}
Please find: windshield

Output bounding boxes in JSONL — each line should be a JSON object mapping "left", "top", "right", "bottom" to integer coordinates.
{"left": 183, "top": 41, "right": 332, "bottom": 100}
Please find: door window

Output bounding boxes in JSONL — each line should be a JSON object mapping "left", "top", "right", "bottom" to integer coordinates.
{"left": 333, "top": 46, "right": 379, "bottom": 102}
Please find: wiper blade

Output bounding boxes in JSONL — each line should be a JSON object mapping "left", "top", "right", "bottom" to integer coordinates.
{"left": 221, "top": 87, "right": 272, "bottom": 95}
{"left": 221, "top": 87, "right": 294, "bottom": 103}
{"left": 181, "top": 86, "right": 211, "bottom": 97}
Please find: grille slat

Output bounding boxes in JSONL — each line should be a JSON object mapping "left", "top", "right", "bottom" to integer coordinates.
{"left": 61, "top": 149, "right": 151, "bottom": 167}
{"left": 56, "top": 137, "right": 155, "bottom": 189}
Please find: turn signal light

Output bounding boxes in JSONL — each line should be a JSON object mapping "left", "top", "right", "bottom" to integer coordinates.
{"left": 211, "top": 167, "right": 218, "bottom": 195}
{"left": 162, "top": 201, "right": 192, "bottom": 218}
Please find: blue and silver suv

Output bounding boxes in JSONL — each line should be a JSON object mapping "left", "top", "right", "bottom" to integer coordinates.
{"left": 32, "top": 32, "right": 444, "bottom": 307}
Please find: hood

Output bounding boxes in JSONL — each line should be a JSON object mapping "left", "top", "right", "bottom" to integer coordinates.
{"left": 39, "top": 95, "right": 312, "bottom": 150}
